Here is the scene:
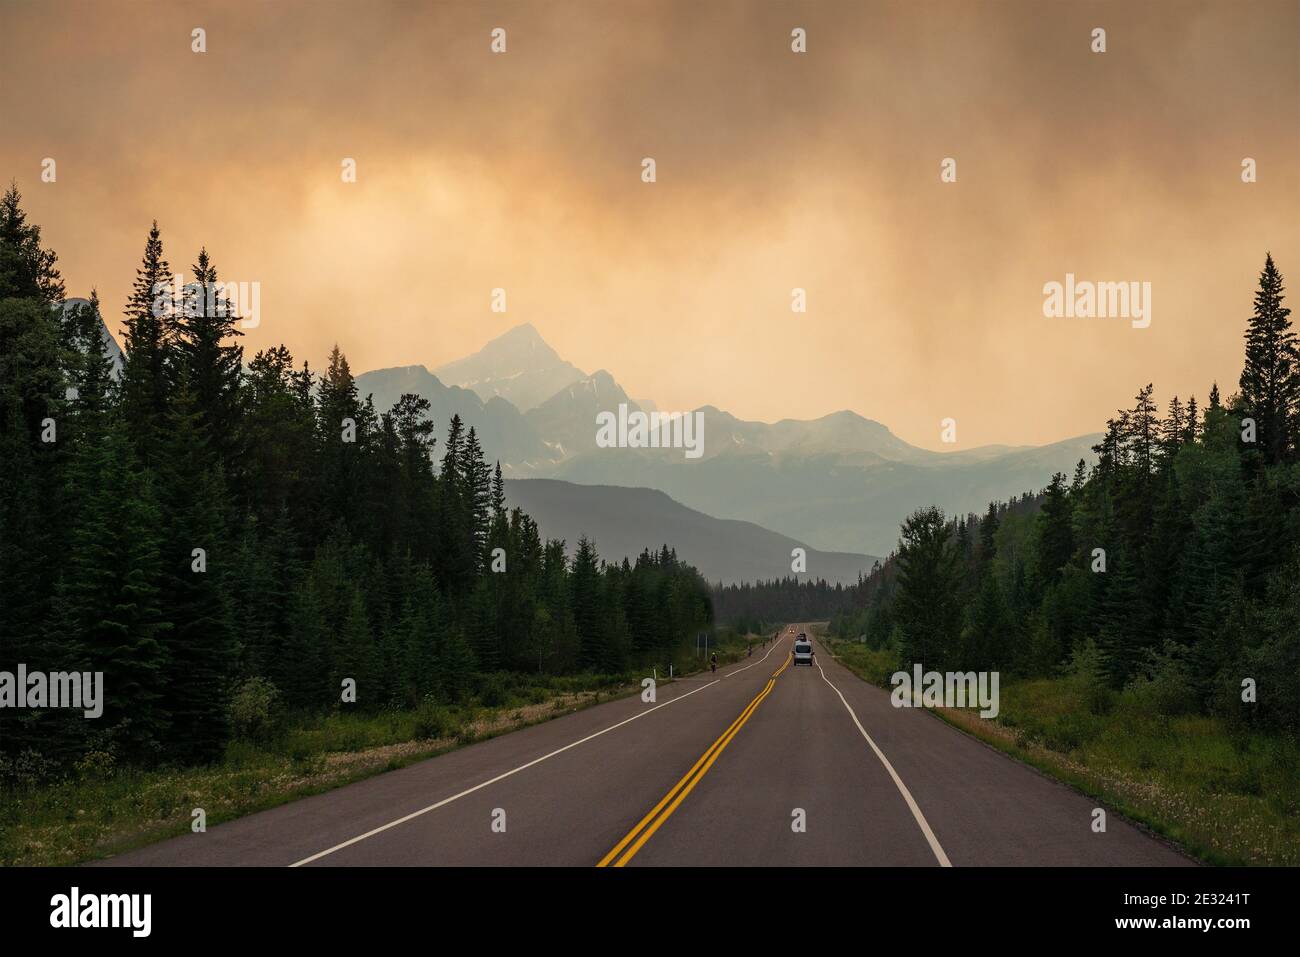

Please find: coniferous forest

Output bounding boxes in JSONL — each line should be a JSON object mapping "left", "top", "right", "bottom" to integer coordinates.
{"left": 712, "top": 577, "right": 858, "bottom": 632}
{"left": 0, "top": 185, "right": 713, "bottom": 775}
{"left": 826, "top": 254, "right": 1300, "bottom": 736}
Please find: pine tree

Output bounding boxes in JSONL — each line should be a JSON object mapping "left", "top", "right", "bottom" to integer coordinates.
{"left": 31, "top": 296, "right": 168, "bottom": 761}
{"left": 893, "top": 507, "right": 960, "bottom": 668}
{"left": 1159, "top": 396, "right": 1185, "bottom": 468}
{"left": 282, "top": 578, "right": 330, "bottom": 707}
{"left": 460, "top": 427, "right": 492, "bottom": 561}
{"left": 336, "top": 587, "right": 378, "bottom": 708}
{"left": 1125, "top": 384, "right": 1160, "bottom": 481}
{"left": 0, "top": 187, "right": 68, "bottom": 762}
{"left": 1036, "top": 473, "right": 1074, "bottom": 586}
{"left": 963, "top": 573, "right": 1010, "bottom": 670}
{"left": 119, "top": 221, "right": 173, "bottom": 467}
{"left": 1238, "top": 253, "right": 1297, "bottom": 464}
{"left": 175, "top": 247, "right": 244, "bottom": 471}
{"left": 1095, "top": 545, "right": 1144, "bottom": 684}
{"left": 1184, "top": 395, "right": 1199, "bottom": 444}
{"left": 491, "top": 461, "right": 506, "bottom": 519}
{"left": 0, "top": 182, "right": 64, "bottom": 302}
{"left": 316, "top": 345, "right": 366, "bottom": 536}
{"left": 1178, "top": 484, "right": 1246, "bottom": 695}
{"left": 155, "top": 368, "right": 236, "bottom": 762}
{"left": 570, "top": 536, "right": 603, "bottom": 670}
{"left": 392, "top": 393, "right": 436, "bottom": 479}
{"left": 978, "top": 501, "right": 1000, "bottom": 560}
{"left": 243, "top": 346, "right": 318, "bottom": 527}
{"left": 54, "top": 411, "right": 170, "bottom": 760}
{"left": 440, "top": 413, "right": 464, "bottom": 486}
{"left": 436, "top": 415, "right": 473, "bottom": 595}
{"left": 1144, "top": 469, "right": 1193, "bottom": 646}
{"left": 465, "top": 578, "right": 500, "bottom": 671}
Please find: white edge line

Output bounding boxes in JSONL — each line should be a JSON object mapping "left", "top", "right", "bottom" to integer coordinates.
{"left": 723, "top": 633, "right": 789, "bottom": 676}
{"left": 289, "top": 677, "right": 722, "bottom": 867}
{"left": 815, "top": 653, "right": 953, "bottom": 867}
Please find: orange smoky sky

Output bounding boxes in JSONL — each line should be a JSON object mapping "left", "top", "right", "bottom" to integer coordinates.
{"left": 2, "top": 0, "right": 1297, "bottom": 449}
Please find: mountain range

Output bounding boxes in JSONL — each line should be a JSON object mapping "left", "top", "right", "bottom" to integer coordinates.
{"left": 505, "top": 479, "right": 876, "bottom": 586}
{"left": 355, "top": 324, "right": 1101, "bottom": 562}
{"left": 76, "top": 303, "right": 1094, "bottom": 577}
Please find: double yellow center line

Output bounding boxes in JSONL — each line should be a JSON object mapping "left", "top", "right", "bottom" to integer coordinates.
{"left": 597, "top": 654, "right": 793, "bottom": 867}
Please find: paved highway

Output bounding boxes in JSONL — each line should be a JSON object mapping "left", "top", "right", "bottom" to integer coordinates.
{"left": 99, "top": 627, "right": 1191, "bottom": 866}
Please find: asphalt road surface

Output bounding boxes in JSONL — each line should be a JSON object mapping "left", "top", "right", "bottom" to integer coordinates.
{"left": 99, "top": 627, "right": 1192, "bottom": 867}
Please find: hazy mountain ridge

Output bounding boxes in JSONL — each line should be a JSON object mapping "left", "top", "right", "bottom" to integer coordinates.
{"left": 83, "top": 304, "right": 1098, "bottom": 568}
{"left": 547, "top": 434, "right": 1101, "bottom": 556}
{"left": 524, "top": 370, "right": 640, "bottom": 460}
{"left": 433, "top": 322, "right": 585, "bottom": 412}
{"left": 506, "top": 479, "right": 878, "bottom": 586}
{"left": 357, "top": 323, "right": 1102, "bottom": 557}
{"left": 355, "top": 364, "right": 550, "bottom": 466}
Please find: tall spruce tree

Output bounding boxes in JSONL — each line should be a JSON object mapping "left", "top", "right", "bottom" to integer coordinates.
{"left": 0, "top": 187, "right": 68, "bottom": 763}
{"left": 570, "top": 536, "right": 603, "bottom": 670}
{"left": 893, "top": 507, "right": 961, "bottom": 668}
{"left": 1238, "top": 253, "right": 1297, "bottom": 464}
{"left": 119, "top": 221, "right": 173, "bottom": 467}
{"left": 175, "top": 247, "right": 244, "bottom": 472}
{"left": 1036, "top": 473, "right": 1074, "bottom": 586}
{"left": 0, "top": 182, "right": 64, "bottom": 303}
{"left": 155, "top": 367, "right": 236, "bottom": 762}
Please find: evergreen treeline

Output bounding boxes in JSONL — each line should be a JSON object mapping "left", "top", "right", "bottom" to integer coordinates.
{"left": 711, "top": 577, "right": 859, "bottom": 631}
{"left": 830, "top": 254, "right": 1300, "bottom": 734}
{"left": 0, "top": 186, "right": 712, "bottom": 773}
